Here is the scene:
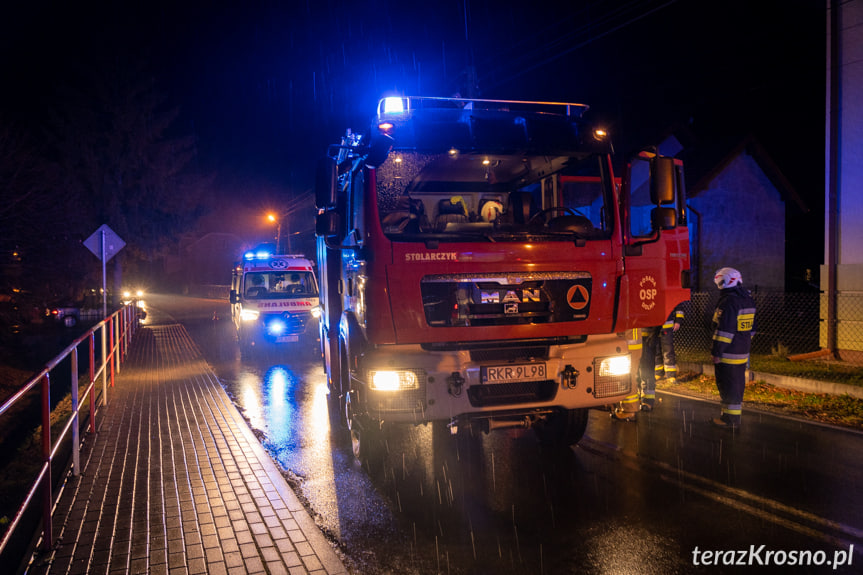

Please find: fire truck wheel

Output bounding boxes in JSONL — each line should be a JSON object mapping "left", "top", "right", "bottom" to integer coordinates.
{"left": 348, "top": 414, "right": 383, "bottom": 464}
{"left": 326, "top": 391, "right": 347, "bottom": 429}
{"left": 533, "top": 408, "right": 589, "bottom": 447}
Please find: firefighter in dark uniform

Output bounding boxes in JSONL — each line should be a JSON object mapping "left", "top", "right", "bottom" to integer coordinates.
{"left": 612, "top": 326, "right": 659, "bottom": 421}
{"left": 639, "top": 326, "right": 660, "bottom": 411}
{"left": 710, "top": 267, "right": 756, "bottom": 429}
{"left": 655, "top": 304, "right": 685, "bottom": 383}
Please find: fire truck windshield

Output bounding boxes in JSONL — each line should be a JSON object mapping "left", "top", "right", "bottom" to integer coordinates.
{"left": 377, "top": 151, "right": 613, "bottom": 241}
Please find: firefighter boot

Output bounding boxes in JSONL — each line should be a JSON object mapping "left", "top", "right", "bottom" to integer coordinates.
{"left": 611, "top": 408, "right": 637, "bottom": 422}
{"left": 710, "top": 404, "right": 741, "bottom": 429}
{"left": 612, "top": 393, "right": 640, "bottom": 422}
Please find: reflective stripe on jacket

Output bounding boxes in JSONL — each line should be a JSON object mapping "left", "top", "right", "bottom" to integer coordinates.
{"left": 661, "top": 305, "right": 685, "bottom": 330}
{"left": 711, "top": 286, "right": 756, "bottom": 364}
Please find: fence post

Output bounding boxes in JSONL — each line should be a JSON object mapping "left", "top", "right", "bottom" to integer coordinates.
{"left": 40, "top": 374, "right": 53, "bottom": 550}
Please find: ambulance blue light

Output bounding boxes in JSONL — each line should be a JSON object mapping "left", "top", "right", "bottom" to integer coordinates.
{"left": 267, "top": 318, "right": 287, "bottom": 336}
{"left": 244, "top": 250, "right": 273, "bottom": 261}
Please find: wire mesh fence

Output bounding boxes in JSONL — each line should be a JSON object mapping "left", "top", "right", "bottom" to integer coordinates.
{"left": 673, "top": 290, "right": 863, "bottom": 385}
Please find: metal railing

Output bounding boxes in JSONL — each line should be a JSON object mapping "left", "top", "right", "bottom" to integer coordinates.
{"left": 0, "top": 304, "right": 140, "bottom": 570}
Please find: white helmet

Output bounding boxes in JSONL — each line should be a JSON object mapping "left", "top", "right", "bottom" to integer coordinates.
{"left": 714, "top": 267, "right": 742, "bottom": 289}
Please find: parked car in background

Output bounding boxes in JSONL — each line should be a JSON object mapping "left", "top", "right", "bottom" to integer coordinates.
{"left": 46, "top": 293, "right": 104, "bottom": 328}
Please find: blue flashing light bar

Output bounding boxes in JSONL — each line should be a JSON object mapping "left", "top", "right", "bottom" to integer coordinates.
{"left": 244, "top": 250, "right": 273, "bottom": 260}
{"left": 382, "top": 96, "right": 405, "bottom": 115}
{"left": 376, "top": 96, "right": 590, "bottom": 119}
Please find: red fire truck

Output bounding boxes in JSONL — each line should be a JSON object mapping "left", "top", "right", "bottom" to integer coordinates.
{"left": 315, "top": 96, "right": 689, "bottom": 461}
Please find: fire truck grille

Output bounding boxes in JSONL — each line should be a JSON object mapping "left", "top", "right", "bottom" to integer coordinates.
{"left": 467, "top": 380, "right": 557, "bottom": 407}
{"left": 469, "top": 347, "right": 548, "bottom": 362}
{"left": 368, "top": 369, "right": 427, "bottom": 414}
{"left": 592, "top": 372, "right": 631, "bottom": 399}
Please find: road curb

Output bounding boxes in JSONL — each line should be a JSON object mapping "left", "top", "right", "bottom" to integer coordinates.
{"left": 680, "top": 362, "right": 863, "bottom": 400}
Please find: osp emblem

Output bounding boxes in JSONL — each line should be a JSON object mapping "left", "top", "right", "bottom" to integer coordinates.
{"left": 269, "top": 260, "right": 288, "bottom": 269}
{"left": 566, "top": 284, "right": 590, "bottom": 311}
{"left": 639, "top": 275, "right": 658, "bottom": 311}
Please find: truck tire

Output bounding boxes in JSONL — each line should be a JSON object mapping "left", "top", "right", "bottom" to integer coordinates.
{"left": 345, "top": 393, "right": 384, "bottom": 464}
{"left": 325, "top": 346, "right": 349, "bottom": 429}
{"left": 533, "top": 408, "right": 589, "bottom": 447}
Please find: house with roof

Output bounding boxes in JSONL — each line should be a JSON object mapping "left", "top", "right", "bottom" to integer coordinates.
{"left": 682, "top": 135, "right": 808, "bottom": 293}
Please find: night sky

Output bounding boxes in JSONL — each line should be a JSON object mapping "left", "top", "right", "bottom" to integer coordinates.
{"left": 3, "top": 0, "right": 825, "bottom": 271}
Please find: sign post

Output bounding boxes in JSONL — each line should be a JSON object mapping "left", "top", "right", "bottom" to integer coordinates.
{"left": 84, "top": 224, "right": 125, "bottom": 316}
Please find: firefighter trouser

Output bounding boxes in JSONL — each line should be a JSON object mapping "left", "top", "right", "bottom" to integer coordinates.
{"left": 640, "top": 327, "right": 660, "bottom": 408}
{"left": 714, "top": 362, "right": 746, "bottom": 425}
{"left": 654, "top": 327, "right": 678, "bottom": 379}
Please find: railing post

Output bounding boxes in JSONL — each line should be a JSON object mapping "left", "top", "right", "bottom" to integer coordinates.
{"left": 71, "top": 345, "right": 80, "bottom": 476}
{"left": 101, "top": 321, "right": 108, "bottom": 405}
{"left": 110, "top": 318, "right": 116, "bottom": 387}
{"left": 40, "top": 374, "right": 53, "bottom": 550}
{"left": 123, "top": 306, "right": 130, "bottom": 357}
{"left": 118, "top": 309, "right": 124, "bottom": 361}
{"left": 89, "top": 333, "right": 96, "bottom": 433}
{"left": 118, "top": 311, "right": 124, "bottom": 369}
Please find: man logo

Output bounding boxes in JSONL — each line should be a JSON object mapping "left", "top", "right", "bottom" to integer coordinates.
{"left": 567, "top": 284, "right": 590, "bottom": 311}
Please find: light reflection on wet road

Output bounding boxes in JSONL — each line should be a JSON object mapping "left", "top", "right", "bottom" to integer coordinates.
{"left": 154, "top": 294, "right": 863, "bottom": 574}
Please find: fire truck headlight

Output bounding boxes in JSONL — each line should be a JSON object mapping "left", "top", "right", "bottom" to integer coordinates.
{"left": 240, "top": 309, "right": 260, "bottom": 322}
{"left": 310, "top": 306, "right": 322, "bottom": 319}
{"left": 369, "top": 369, "right": 418, "bottom": 391}
{"left": 599, "top": 355, "right": 631, "bottom": 377}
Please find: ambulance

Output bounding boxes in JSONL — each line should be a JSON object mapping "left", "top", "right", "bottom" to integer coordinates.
{"left": 229, "top": 249, "right": 321, "bottom": 356}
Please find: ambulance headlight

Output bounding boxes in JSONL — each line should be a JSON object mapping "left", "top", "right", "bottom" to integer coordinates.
{"left": 598, "top": 355, "right": 631, "bottom": 377}
{"left": 310, "top": 306, "right": 322, "bottom": 319}
{"left": 240, "top": 309, "right": 260, "bottom": 321}
{"left": 369, "top": 369, "right": 418, "bottom": 391}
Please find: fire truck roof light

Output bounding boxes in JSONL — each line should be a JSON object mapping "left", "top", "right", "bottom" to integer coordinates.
{"left": 382, "top": 97, "right": 406, "bottom": 115}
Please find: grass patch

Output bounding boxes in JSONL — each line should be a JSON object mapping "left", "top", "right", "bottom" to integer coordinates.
{"left": 659, "top": 373, "right": 863, "bottom": 429}
{"left": 677, "top": 352, "right": 863, "bottom": 387}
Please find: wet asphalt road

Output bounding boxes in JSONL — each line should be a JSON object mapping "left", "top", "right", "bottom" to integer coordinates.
{"left": 150, "top": 294, "right": 863, "bottom": 574}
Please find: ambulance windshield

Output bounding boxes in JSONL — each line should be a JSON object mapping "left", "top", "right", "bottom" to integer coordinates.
{"left": 243, "top": 271, "right": 318, "bottom": 299}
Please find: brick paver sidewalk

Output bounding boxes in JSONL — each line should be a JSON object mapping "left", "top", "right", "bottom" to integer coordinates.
{"left": 30, "top": 314, "right": 347, "bottom": 575}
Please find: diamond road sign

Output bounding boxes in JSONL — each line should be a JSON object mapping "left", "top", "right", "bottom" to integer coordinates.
{"left": 84, "top": 224, "right": 125, "bottom": 262}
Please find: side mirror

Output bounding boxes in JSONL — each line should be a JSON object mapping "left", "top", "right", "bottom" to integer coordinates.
{"left": 315, "top": 157, "right": 337, "bottom": 210}
{"left": 365, "top": 134, "right": 394, "bottom": 168}
{"left": 316, "top": 211, "right": 343, "bottom": 243}
{"left": 651, "top": 207, "right": 677, "bottom": 230}
{"left": 649, "top": 156, "right": 675, "bottom": 205}
{"left": 229, "top": 290, "right": 239, "bottom": 304}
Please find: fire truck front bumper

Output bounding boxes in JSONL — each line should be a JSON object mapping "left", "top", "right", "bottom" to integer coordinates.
{"left": 354, "top": 335, "right": 634, "bottom": 423}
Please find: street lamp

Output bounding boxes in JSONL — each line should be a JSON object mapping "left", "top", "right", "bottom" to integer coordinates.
{"left": 267, "top": 213, "right": 281, "bottom": 253}
{"left": 267, "top": 212, "right": 294, "bottom": 253}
